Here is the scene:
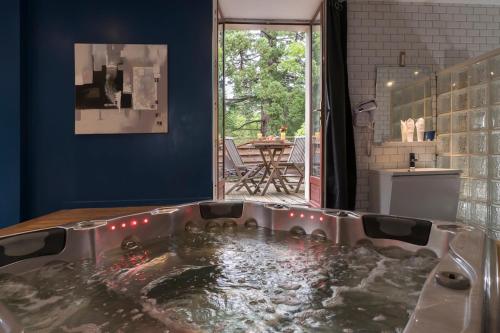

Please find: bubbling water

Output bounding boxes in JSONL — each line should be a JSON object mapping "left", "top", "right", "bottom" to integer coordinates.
{"left": 0, "top": 226, "right": 439, "bottom": 332}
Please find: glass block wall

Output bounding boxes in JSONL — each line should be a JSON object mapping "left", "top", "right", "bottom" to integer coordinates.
{"left": 436, "top": 49, "right": 500, "bottom": 238}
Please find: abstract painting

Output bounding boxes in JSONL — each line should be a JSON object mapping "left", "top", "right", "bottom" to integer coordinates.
{"left": 74, "top": 43, "right": 168, "bottom": 134}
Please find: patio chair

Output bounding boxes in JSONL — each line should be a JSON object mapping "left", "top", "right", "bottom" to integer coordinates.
{"left": 224, "top": 138, "right": 263, "bottom": 195}
{"left": 280, "top": 136, "right": 305, "bottom": 193}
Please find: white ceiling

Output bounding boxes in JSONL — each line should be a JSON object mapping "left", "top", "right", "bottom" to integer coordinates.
{"left": 219, "top": 0, "right": 500, "bottom": 22}
{"left": 218, "top": 0, "right": 323, "bottom": 21}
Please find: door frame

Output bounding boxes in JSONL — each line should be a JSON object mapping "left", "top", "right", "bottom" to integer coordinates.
{"left": 211, "top": 1, "right": 323, "bottom": 204}
{"left": 307, "top": 2, "right": 325, "bottom": 208}
{"left": 212, "top": 0, "right": 218, "bottom": 198}
{"left": 212, "top": 0, "right": 223, "bottom": 199}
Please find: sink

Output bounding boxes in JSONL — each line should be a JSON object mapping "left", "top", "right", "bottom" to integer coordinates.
{"left": 368, "top": 168, "right": 462, "bottom": 221}
{"left": 371, "top": 168, "right": 462, "bottom": 176}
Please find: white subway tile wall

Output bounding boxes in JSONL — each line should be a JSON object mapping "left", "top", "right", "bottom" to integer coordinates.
{"left": 349, "top": 1, "right": 500, "bottom": 210}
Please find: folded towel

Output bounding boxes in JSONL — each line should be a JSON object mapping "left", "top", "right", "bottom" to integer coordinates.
{"left": 416, "top": 118, "right": 425, "bottom": 142}
{"left": 406, "top": 118, "right": 415, "bottom": 143}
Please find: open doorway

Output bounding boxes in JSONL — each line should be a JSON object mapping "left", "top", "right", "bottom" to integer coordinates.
{"left": 214, "top": 0, "right": 324, "bottom": 207}
{"left": 223, "top": 27, "right": 307, "bottom": 205}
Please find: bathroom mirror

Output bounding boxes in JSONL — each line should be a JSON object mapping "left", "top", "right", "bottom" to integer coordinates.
{"left": 374, "top": 66, "right": 434, "bottom": 143}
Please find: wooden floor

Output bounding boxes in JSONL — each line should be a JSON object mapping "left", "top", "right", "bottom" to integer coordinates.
{"left": 225, "top": 182, "right": 308, "bottom": 206}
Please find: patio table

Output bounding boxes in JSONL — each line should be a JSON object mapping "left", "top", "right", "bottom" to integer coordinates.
{"left": 252, "top": 141, "right": 293, "bottom": 196}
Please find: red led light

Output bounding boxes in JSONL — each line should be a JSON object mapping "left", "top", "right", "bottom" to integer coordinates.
{"left": 131, "top": 220, "right": 137, "bottom": 226}
{"left": 110, "top": 225, "right": 116, "bottom": 231}
{"left": 143, "top": 218, "right": 149, "bottom": 224}
{"left": 300, "top": 213, "right": 304, "bottom": 218}
{"left": 121, "top": 223, "right": 126, "bottom": 228}
{"left": 289, "top": 212, "right": 295, "bottom": 217}
{"left": 319, "top": 216, "right": 324, "bottom": 222}
{"left": 310, "top": 215, "right": 315, "bottom": 220}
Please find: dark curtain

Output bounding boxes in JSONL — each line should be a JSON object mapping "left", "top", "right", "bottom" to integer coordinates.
{"left": 324, "top": 0, "right": 357, "bottom": 209}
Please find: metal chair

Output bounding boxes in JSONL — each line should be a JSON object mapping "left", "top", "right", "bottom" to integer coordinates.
{"left": 280, "top": 136, "right": 305, "bottom": 193}
{"left": 224, "top": 138, "right": 263, "bottom": 195}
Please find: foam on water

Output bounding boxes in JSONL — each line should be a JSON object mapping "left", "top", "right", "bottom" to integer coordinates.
{"left": 0, "top": 226, "right": 439, "bottom": 332}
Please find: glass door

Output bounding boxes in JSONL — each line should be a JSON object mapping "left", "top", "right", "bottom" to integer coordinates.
{"left": 309, "top": 5, "right": 323, "bottom": 207}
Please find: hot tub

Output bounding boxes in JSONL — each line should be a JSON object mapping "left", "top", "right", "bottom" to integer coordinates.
{"left": 0, "top": 201, "right": 498, "bottom": 332}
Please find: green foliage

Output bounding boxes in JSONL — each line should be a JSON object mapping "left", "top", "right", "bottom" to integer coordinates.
{"left": 222, "top": 30, "right": 306, "bottom": 140}
{"left": 295, "top": 122, "right": 306, "bottom": 136}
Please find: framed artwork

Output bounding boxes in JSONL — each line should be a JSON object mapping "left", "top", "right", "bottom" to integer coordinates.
{"left": 74, "top": 43, "right": 168, "bottom": 134}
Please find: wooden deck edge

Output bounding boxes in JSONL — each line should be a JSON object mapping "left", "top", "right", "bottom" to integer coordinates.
{"left": 0, "top": 206, "right": 159, "bottom": 237}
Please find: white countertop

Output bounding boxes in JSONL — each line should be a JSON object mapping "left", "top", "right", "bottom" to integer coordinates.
{"left": 370, "top": 168, "right": 462, "bottom": 176}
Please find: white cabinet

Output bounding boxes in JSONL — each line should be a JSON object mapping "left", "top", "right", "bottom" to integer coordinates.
{"left": 369, "top": 168, "right": 462, "bottom": 221}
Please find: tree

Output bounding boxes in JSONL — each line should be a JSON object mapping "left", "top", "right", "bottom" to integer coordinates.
{"left": 222, "top": 30, "right": 305, "bottom": 141}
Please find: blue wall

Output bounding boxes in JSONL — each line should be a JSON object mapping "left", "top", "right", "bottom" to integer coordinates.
{"left": 0, "top": 1, "right": 21, "bottom": 227}
{"left": 21, "top": 0, "right": 213, "bottom": 220}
